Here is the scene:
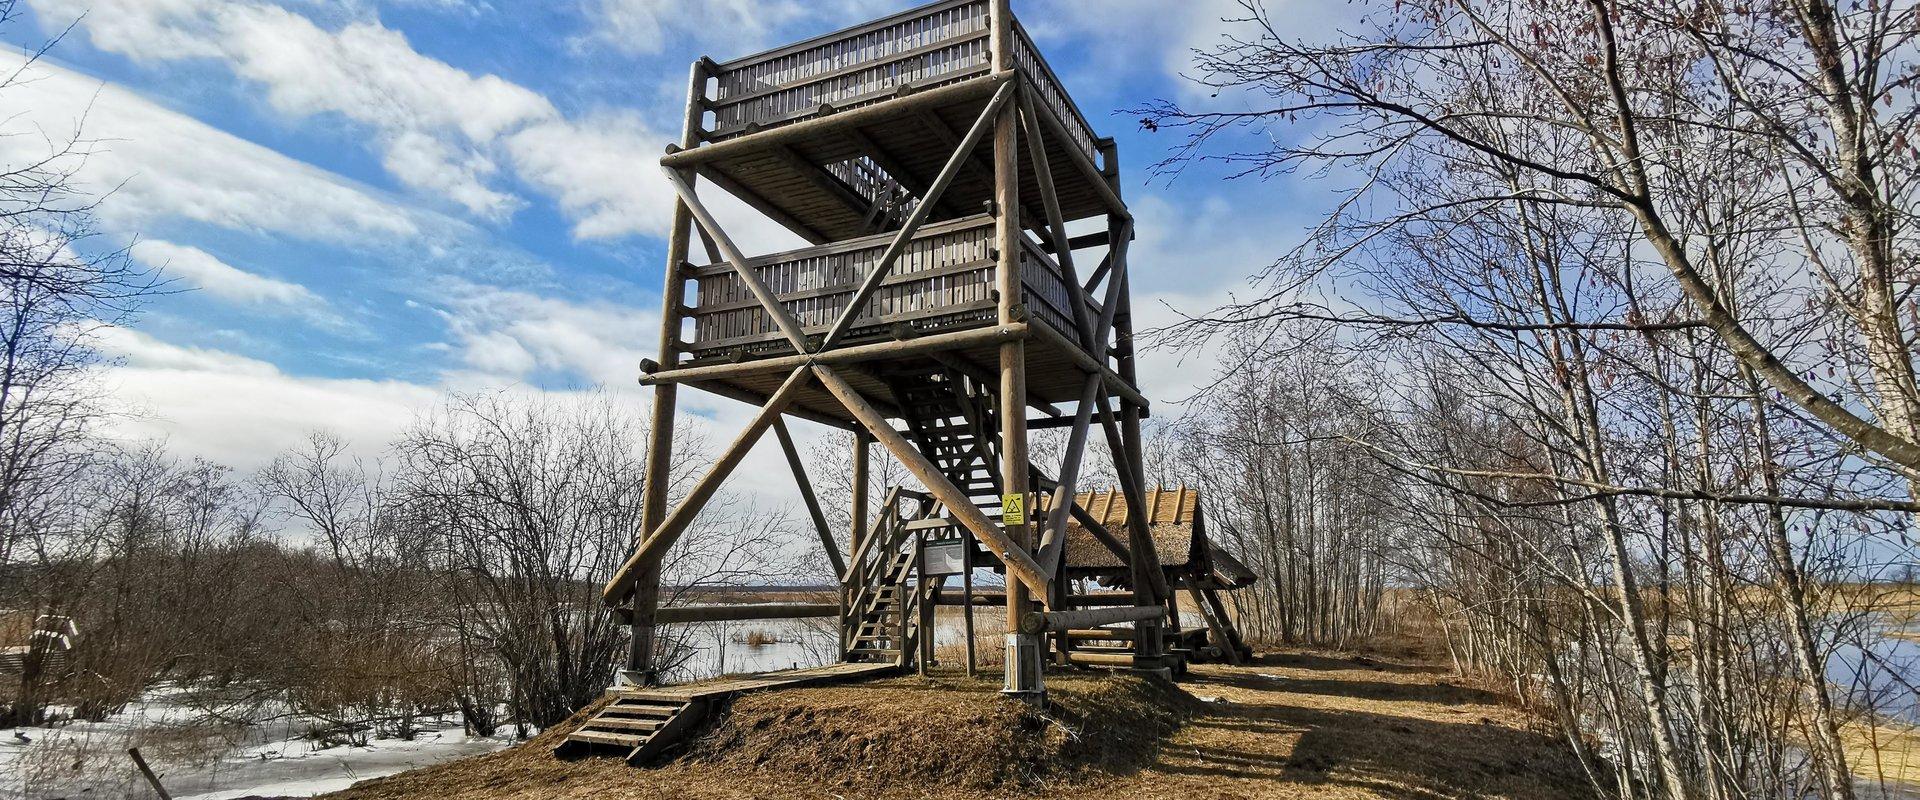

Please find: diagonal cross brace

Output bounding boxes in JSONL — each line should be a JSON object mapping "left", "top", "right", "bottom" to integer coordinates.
{"left": 1036, "top": 219, "right": 1134, "bottom": 572}
{"left": 817, "top": 80, "right": 1017, "bottom": 352}
{"left": 773, "top": 417, "right": 847, "bottom": 578}
{"left": 604, "top": 366, "right": 813, "bottom": 604}
{"left": 812, "top": 363, "right": 1050, "bottom": 596}
{"left": 661, "top": 167, "right": 813, "bottom": 354}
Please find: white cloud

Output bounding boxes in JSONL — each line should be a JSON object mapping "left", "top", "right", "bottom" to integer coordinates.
{"left": 503, "top": 113, "right": 675, "bottom": 241}
{"left": 92, "top": 322, "right": 821, "bottom": 508}
{"left": 28, "top": 0, "right": 676, "bottom": 236}
{"left": 96, "top": 324, "right": 282, "bottom": 376}
{"left": 131, "top": 239, "right": 320, "bottom": 307}
{"left": 433, "top": 284, "right": 654, "bottom": 387}
{"left": 0, "top": 47, "right": 418, "bottom": 243}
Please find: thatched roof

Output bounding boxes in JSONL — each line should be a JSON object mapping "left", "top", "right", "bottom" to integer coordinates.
{"left": 1036, "top": 486, "right": 1203, "bottom": 572}
{"left": 1030, "top": 487, "right": 1257, "bottom": 590}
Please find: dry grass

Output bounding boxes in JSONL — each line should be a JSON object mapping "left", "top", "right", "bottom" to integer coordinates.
{"left": 320, "top": 647, "right": 1598, "bottom": 800}
{"left": 1845, "top": 721, "right": 1920, "bottom": 788}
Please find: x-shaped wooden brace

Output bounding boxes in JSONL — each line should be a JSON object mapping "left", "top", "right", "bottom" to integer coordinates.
{"left": 602, "top": 79, "right": 1050, "bottom": 603}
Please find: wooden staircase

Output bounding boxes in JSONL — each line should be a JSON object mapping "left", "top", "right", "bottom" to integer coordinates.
{"left": 555, "top": 692, "right": 704, "bottom": 763}
{"left": 841, "top": 366, "right": 1008, "bottom": 666}
{"left": 899, "top": 368, "right": 1003, "bottom": 506}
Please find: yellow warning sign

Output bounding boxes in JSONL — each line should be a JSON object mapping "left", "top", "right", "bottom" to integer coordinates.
{"left": 1002, "top": 492, "right": 1026, "bottom": 526}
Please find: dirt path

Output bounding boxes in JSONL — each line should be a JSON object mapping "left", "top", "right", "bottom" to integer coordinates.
{"left": 1087, "top": 651, "right": 1594, "bottom": 799}
{"left": 323, "top": 648, "right": 1595, "bottom": 800}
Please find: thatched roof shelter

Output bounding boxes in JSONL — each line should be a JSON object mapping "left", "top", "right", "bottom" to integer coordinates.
{"left": 1039, "top": 486, "right": 1257, "bottom": 590}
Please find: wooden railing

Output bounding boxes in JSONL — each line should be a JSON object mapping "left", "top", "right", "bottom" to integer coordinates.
{"left": 702, "top": 0, "right": 1099, "bottom": 169}
{"left": 684, "top": 214, "right": 1077, "bottom": 358}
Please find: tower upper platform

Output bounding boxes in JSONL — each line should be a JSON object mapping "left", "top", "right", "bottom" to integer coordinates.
{"left": 661, "top": 0, "right": 1121, "bottom": 243}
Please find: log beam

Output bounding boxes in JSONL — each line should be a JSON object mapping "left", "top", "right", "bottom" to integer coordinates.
{"left": 1019, "top": 605, "right": 1164, "bottom": 635}
{"left": 812, "top": 363, "right": 1050, "bottom": 595}
{"left": 655, "top": 604, "right": 838, "bottom": 624}
{"left": 774, "top": 418, "right": 846, "bottom": 577}
{"left": 604, "top": 367, "right": 813, "bottom": 603}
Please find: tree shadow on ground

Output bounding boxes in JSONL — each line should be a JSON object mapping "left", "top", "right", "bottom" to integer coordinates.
{"left": 1157, "top": 700, "right": 1593, "bottom": 799}
{"left": 1245, "top": 651, "right": 1445, "bottom": 675}
{"left": 1188, "top": 669, "right": 1511, "bottom": 708}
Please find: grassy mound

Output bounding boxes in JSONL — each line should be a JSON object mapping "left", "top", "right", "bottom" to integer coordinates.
{"left": 323, "top": 671, "right": 1195, "bottom": 800}
{"left": 684, "top": 673, "right": 1196, "bottom": 791}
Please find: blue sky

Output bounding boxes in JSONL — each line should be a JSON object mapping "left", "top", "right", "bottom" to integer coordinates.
{"left": 0, "top": 0, "right": 1332, "bottom": 490}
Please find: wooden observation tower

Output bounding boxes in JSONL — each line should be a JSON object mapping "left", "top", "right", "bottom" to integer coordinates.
{"left": 598, "top": 0, "right": 1184, "bottom": 705}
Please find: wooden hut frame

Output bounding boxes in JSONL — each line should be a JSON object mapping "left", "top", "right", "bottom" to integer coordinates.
{"left": 599, "top": 0, "right": 1162, "bottom": 699}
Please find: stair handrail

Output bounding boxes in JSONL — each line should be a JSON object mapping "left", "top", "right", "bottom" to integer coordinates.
{"left": 840, "top": 486, "right": 904, "bottom": 586}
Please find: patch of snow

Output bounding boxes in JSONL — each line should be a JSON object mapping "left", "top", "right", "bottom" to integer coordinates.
{"left": 1, "top": 686, "right": 512, "bottom": 800}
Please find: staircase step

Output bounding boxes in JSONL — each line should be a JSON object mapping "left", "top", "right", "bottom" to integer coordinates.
{"left": 566, "top": 729, "right": 645, "bottom": 748}
{"left": 589, "top": 717, "right": 666, "bottom": 732}
{"left": 606, "top": 705, "right": 691, "bottom": 717}
{"left": 601, "top": 704, "right": 680, "bottom": 718}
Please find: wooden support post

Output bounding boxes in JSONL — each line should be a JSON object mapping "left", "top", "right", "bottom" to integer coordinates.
{"left": 915, "top": 532, "right": 928, "bottom": 676}
{"left": 1101, "top": 139, "right": 1164, "bottom": 665}
{"left": 845, "top": 430, "right": 870, "bottom": 656}
{"left": 963, "top": 524, "right": 977, "bottom": 677}
{"left": 774, "top": 418, "right": 846, "bottom": 577}
{"left": 627, "top": 57, "right": 710, "bottom": 685}
{"left": 989, "top": 0, "right": 1043, "bottom": 700}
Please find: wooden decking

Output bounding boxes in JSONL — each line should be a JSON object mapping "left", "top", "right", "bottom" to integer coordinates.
{"left": 619, "top": 662, "right": 902, "bottom": 703}
{"left": 702, "top": 0, "right": 1097, "bottom": 166}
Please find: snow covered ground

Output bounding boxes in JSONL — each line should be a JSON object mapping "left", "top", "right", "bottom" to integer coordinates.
{"left": 0, "top": 687, "right": 512, "bottom": 800}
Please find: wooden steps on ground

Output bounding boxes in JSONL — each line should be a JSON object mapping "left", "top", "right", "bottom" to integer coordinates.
{"left": 553, "top": 693, "right": 702, "bottom": 764}
{"left": 556, "top": 662, "right": 903, "bottom": 765}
